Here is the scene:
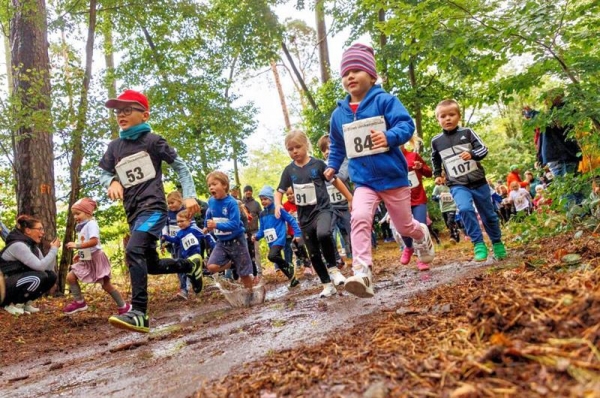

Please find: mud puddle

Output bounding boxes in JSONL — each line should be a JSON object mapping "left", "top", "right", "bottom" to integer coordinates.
{"left": 1, "top": 256, "right": 497, "bottom": 398}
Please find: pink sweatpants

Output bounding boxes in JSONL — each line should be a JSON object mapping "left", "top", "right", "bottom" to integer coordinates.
{"left": 351, "top": 186, "right": 424, "bottom": 267}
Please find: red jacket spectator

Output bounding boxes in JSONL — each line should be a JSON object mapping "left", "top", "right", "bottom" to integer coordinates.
{"left": 507, "top": 167, "right": 529, "bottom": 189}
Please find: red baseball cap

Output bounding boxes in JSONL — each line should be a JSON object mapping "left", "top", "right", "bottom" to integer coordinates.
{"left": 105, "top": 89, "right": 149, "bottom": 111}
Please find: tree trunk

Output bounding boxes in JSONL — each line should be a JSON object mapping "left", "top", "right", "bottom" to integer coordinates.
{"left": 408, "top": 56, "right": 422, "bottom": 145}
{"left": 281, "top": 41, "right": 318, "bottom": 110}
{"left": 270, "top": 60, "right": 291, "bottom": 130}
{"left": 315, "top": 0, "right": 331, "bottom": 83}
{"left": 57, "top": 0, "right": 97, "bottom": 293}
{"left": 378, "top": 8, "right": 389, "bottom": 90}
{"left": 101, "top": 14, "right": 119, "bottom": 139}
{"left": 10, "top": 0, "right": 57, "bottom": 252}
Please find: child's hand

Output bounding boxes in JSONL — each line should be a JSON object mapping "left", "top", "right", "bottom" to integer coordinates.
{"left": 347, "top": 198, "right": 353, "bottom": 213}
{"left": 370, "top": 130, "right": 388, "bottom": 149}
{"left": 206, "top": 219, "right": 216, "bottom": 231}
{"left": 324, "top": 168, "right": 336, "bottom": 181}
{"left": 107, "top": 180, "right": 124, "bottom": 201}
{"left": 183, "top": 198, "right": 200, "bottom": 215}
{"left": 274, "top": 204, "right": 282, "bottom": 219}
{"left": 413, "top": 161, "right": 422, "bottom": 169}
{"left": 251, "top": 235, "right": 256, "bottom": 242}
{"left": 459, "top": 152, "right": 472, "bottom": 160}
{"left": 66, "top": 241, "right": 77, "bottom": 250}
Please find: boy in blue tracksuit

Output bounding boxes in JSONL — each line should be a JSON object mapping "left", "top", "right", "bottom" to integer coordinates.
{"left": 162, "top": 209, "right": 206, "bottom": 294}
{"left": 253, "top": 186, "right": 301, "bottom": 288}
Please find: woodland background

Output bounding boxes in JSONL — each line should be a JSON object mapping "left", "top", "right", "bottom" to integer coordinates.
{"left": 1, "top": 0, "right": 599, "bottom": 292}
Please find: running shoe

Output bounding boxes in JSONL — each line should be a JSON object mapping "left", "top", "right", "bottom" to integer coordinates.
{"left": 187, "top": 257, "right": 204, "bottom": 294}
{"left": 63, "top": 300, "right": 88, "bottom": 315}
{"left": 319, "top": 283, "right": 337, "bottom": 298}
{"left": 417, "top": 261, "right": 430, "bottom": 271}
{"left": 493, "top": 242, "right": 507, "bottom": 260}
{"left": 328, "top": 267, "right": 346, "bottom": 286}
{"left": 289, "top": 276, "right": 300, "bottom": 288}
{"left": 22, "top": 301, "right": 40, "bottom": 313}
{"left": 344, "top": 267, "right": 374, "bottom": 299}
{"left": 109, "top": 309, "right": 149, "bottom": 334}
{"left": 176, "top": 289, "right": 189, "bottom": 300}
{"left": 118, "top": 303, "right": 132, "bottom": 315}
{"left": 4, "top": 303, "right": 24, "bottom": 315}
{"left": 413, "top": 223, "right": 435, "bottom": 264}
{"left": 400, "top": 247, "right": 414, "bottom": 265}
{"left": 473, "top": 242, "right": 488, "bottom": 262}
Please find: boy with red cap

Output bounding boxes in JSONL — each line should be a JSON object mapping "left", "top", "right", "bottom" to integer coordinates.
{"left": 64, "top": 197, "right": 130, "bottom": 315}
{"left": 99, "top": 89, "right": 201, "bottom": 333}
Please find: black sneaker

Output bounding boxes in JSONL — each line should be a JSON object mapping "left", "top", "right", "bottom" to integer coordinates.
{"left": 108, "top": 309, "right": 149, "bottom": 333}
{"left": 289, "top": 276, "right": 300, "bottom": 288}
{"left": 187, "top": 257, "right": 204, "bottom": 294}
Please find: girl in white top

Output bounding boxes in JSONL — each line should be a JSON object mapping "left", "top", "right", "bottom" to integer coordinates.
{"left": 63, "top": 198, "right": 130, "bottom": 315}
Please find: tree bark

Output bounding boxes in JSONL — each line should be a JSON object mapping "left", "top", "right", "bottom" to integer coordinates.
{"left": 101, "top": 14, "right": 119, "bottom": 139}
{"left": 281, "top": 41, "right": 318, "bottom": 110}
{"left": 378, "top": 8, "right": 389, "bottom": 90}
{"left": 57, "top": 0, "right": 97, "bottom": 293}
{"left": 270, "top": 60, "right": 291, "bottom": 130}
{"left": 315, "top": 0, "right": 331, "bottom": 83}
{"left": 10, "top": 0, "right": 57, "bottom": 251}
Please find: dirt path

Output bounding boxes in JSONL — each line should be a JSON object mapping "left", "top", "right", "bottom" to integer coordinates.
{"left": 1, "top": 250, "right": 495, "bottom": 398}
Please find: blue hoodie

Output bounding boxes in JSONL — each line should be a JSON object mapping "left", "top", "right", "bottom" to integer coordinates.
{"left": 328, "top": 85, "right": 415, "bottom": 191}
{"left": 255, "top": 203, "right": 302, "bottom": 248}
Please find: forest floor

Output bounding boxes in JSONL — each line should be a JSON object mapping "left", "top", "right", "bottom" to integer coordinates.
{"left": 0, "top": 229, "right": 599, "bottom": 398}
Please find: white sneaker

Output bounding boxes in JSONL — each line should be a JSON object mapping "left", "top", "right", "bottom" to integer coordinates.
{"left": 413, "top": 223, "right": 435, "bottom": 264}
{"left": 328, "top": 267, "right": 346, "bottom": 286}
{"left": 345, "top": 262, "right": 374, "bottom": 298}
{"left": 319, "top": 282, "right": 337, "bottom": 298}
{"left": 22, "top": 301, "right": 40, "bottom": 313}
{"left": 4, "top": 304, "right": 25, "bottom": 315}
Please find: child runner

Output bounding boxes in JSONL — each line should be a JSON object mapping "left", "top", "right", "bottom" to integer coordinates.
{"left": 99, "top": 89, "right": 202, "bottom": 333}
{"left": 63, "top": 198, "right": 130, "bottom": 315}
{"left": 317, "top": 134, "right": 353, "bottom": 265}
{"left": 253, "top": 186, "right": 300, "bottom": 288}
{"left": 508, "top": 181, "right": 533, "bottom": 219}
{"left": 431, "top": 176, "right": 461, "bottom": 243}
{"left": 325, "top": 43, "right": 435, "bottom": 298}
{"left": 204, "top": 171, "right": 255, "bottom": 289}
{"left": 431, "top": 99, "right": 507, "bottom": 261}
{"left": 162, "top": 209, "right": 206, "bottom": 293}
{"left": 162, "top": 190, "right": 192, "bottom": 300}
{"left": 282, "top": 187, "right": 313, "bottom": 276}
{"left": 275, "top": 130, "right": 353, "bottom": 298}
{"left": 399, "top": 137, "right": 434, "bottom": 271}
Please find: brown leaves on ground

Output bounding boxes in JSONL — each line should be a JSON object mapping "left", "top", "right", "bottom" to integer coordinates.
{"left": 196, "top": 233, "right": 600, "bottom": 397}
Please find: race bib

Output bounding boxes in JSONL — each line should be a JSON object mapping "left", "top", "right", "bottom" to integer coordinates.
{"left": 115, "top": 151, "right": 156, "bottom": 189}
{"left": 342, "top": 116, "right": 389, "bottom": 159}
{"left": 181, "top": 233, "right": 199, "bottom": 250}
{"left": 327, "top": 185, "right": 344, "bottom": 204}
{"left": 78, "top": 248, "right": 92, "bottom": 261}
{"left": 407, "top": 171, "right": 420, "bottom": 189}
{"left": 293, "top": 183, "right": 317, "bottom": 206}
{"left": 445, "top": 155, "right": 478, "bottom": 178}
{"left": 440, "top": 192, "right": 454, "bottom": 203}
{"left": 514, "top": 195, "right": 529, "bottom": 212}
{"left": 168, "top": 225, "right": 180, "bottom": 237}
{"left": 264, "top": 228, "right": 277, "bottom": 243}
{"left": 213, "top": 217, "right": 232, "bottom": 236}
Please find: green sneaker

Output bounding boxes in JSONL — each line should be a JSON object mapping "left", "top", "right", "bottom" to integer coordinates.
{"left": 493, "top": 242, "right": 507, "bottom": 260}
{"left": 473, "top": 242, "right": 488, "bottom": 262}
{"left": 109, "top": 309, "right": 149, "bottom": 333}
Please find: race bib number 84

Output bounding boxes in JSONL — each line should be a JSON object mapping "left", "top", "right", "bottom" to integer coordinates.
{"left": 342, "top": 116, "right": 389, "bottom": 159}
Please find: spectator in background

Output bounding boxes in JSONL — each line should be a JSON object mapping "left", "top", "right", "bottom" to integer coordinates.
{"left": 523, "top": 170, "right": 539, "bottom": 198}
{"left": 243, "top": 185, "right": 262, "bottom": 274}
{"left": 506, "top": 165, "right": 529, "bottom": 190}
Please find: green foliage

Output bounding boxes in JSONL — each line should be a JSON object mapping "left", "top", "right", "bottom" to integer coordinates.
{"left": 239, "top": 143, "right": 290, "bottom": 191}
{"left": 302, "top": 79, "right": 344, "bottom": 145}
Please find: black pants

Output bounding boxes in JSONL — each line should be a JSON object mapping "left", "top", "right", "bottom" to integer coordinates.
{"left": 127, "top": 231, "right": 193, "bottom": 313}
{"left": 267, "top": 245, "right": 293, "bottom": 280}
{"left": 246, "top": 233, "right": 258, "bottom": 276}
{"left": 442, "top": 211, "right": 461, "bottom": 242}
{"left": 301, "top": 211, "right": 336, "bottom": 284}
{"left": 2, "top": 270, "right": 56, "bottom": 306}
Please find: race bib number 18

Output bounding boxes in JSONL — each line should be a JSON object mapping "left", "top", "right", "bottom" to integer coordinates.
{"left": 342, "top": 116, "right": 389, "bottom": 159}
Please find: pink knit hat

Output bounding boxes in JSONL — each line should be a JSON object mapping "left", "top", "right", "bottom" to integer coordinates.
{"left": 340, "top": 43, "right": 377, "bottom": 79}
{"left": 72, "top": 198, "right": 97, "bottom": 216}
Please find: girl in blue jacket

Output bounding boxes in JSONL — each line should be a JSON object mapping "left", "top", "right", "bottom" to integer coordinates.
{"left": 253, "top": 186, "right": 301, "bottom": 288}
{"left": 324, "top": 43, "right": 435, "bottom": 299}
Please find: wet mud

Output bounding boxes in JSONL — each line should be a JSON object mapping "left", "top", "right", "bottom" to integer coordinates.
{"left": 1, "top": 255, "right": 497, "bottom": 398}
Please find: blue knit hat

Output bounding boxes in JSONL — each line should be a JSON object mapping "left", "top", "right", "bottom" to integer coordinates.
{"left": 258, "top": 186, "right": 274, "bottom": 202}
{"left": 340, "top": 43, "right": 377, "bottom": 79}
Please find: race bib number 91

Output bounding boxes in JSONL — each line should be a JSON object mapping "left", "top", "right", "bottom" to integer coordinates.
{"left": 115, "top": 151, "right": 156, "bottom": 189}
{"left": 293, "top": 183, "right": 317, "bottom": 206}
{"left": 342, "top": 116, "right": 389, "bottom": 159}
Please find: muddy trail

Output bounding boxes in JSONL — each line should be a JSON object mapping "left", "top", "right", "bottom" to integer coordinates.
{"left": 1, "top": 243, "right": 497, "bottom": 398}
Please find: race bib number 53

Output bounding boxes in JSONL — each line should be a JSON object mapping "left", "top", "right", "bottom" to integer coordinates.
{"left": 342, "top": 116, "right": 389, "bottom": 159}
{"left": 115, "top": 151, "right": 156, "bottom": 189}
